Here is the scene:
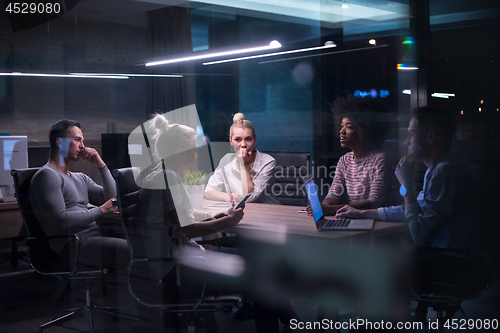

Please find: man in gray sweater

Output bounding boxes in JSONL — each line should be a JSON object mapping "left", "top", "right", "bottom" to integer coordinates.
{"left": 30, "top": 119, "right": 129, "bottom": 271}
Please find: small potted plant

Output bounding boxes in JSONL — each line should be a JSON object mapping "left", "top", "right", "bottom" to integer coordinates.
{"left": 181, "top": 170, "right": 207, "bottom": 209}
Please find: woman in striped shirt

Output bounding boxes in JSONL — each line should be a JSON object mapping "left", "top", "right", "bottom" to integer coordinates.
{"left": 308, "top": 94, "right": 392, "bottom": 216}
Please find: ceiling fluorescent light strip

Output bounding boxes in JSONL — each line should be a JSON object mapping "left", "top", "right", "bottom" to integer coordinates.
{"left": 203, "top": 42, "right": 336, "bottom": 66}
{"left": 71, "top": 73, "right": 183, "bottom": 78}
{"left": 431, "top": 93, "right": 455, "bottom": 99}
{"left": 397, "top": 64, "right": 418, "bottom": 70}
{"left": 145, "top": 40, "right": 282, "bottom": 66}
{"left": 0, "top": 72, "right": 129, "bottom": 79}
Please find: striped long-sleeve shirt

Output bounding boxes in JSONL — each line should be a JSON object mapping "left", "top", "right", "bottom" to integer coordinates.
{"left": 326, "top": 151, "right": 391, "bottom": 207}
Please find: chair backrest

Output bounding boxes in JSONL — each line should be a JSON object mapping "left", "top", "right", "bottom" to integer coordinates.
{"left": 11, "top": 168, "right": 67, "bottom": 273}
{"left": 112, "top": 167, "right": 144, "bottom": 260}
{"left": 263, "top": 151, "right": 311, "bottom": 206}
{"left": 11, "top": 168, "right": 42, "bottom": 237}
{"left": 408, "top": 247, "right": 492, "bottom": 302}
{"left": 113, "top": 167, "right": 172, "bottom": 309}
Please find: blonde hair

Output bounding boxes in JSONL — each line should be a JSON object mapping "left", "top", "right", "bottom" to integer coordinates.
{"left": 151, "top": 114, "right": 197, "bottom": 161}
{"left": 229, "top": 113, "right": 256, "bottom": 140}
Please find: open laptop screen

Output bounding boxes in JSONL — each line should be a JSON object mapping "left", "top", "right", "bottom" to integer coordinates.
{"left": 304, "top": 177, "right": 323, "bottom": 223}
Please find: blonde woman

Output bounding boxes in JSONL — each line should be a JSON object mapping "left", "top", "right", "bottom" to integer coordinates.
{"left": 205, "top": 113, "right": 279, "bottom": 204}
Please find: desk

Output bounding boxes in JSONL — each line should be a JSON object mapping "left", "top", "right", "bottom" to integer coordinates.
{"left": 199, "top": 201, "right": 408, "bottom": 320}
{"left": 203, "top": 201, "right": 407, "bottom": 242}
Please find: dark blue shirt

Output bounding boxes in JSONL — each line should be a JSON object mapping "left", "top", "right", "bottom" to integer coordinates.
{"left": 380, "top": 150, "right": 485, "bottom": 249}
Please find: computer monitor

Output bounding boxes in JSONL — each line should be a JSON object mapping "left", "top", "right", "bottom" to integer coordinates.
{"left": 28, "top": 145, "right": 50, "bottom": 167}
{"left": 0, "top": 136, "right": 28, "bottom": 196}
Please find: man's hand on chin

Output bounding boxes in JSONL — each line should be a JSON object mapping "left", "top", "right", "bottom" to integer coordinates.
{"left": 395, "top": 154, "right": 416, "bottom": 189}
{"left": 79, "top": 147, "right": 106, "bottom": 168}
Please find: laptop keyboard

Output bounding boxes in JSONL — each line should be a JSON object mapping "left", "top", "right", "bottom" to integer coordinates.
{"left": 323, "top": 218, "right": 351, "bottom": 228}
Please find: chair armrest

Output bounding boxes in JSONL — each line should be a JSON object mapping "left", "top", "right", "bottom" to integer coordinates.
{"left": 26, "top": 234, "right": 83, "bottom": 276}
{"left": 127, "top": 257, "right": 178, "bottom": 309}
{"left": 127, "top": 257, "right": 176, "bottom": 268}
{"left": 127, "top": 255, "right": 210, "bottom": 309}
{"left": 127, "top": 256, "right": 206, "bottom": 270}
{"left": 25, "top": 234, "right": 78, "bottom": 245}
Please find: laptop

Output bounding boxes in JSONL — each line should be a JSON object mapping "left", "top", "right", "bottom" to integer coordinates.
{"left": 304, "top": 176, "right": 374, "bottom": 231}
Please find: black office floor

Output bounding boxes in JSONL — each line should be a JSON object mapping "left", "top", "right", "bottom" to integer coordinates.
{"left": 1, "top": 260, "right": 499, "bottom": 333}
{"left": 0, "top": 259, "right": 257, "bottom": 333}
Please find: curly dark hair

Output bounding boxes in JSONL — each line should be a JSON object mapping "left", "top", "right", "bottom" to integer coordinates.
{"left": 329, "top": 91, "right": 391, "bottom": 150}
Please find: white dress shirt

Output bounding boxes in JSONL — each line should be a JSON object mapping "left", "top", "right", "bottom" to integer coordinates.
{"left": 205, "top": 150, "right": 279, "bottom": 204}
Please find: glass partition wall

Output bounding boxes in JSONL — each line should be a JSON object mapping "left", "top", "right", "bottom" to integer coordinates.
{"left": 2, "top": 1, "right": 497, "bottom": 189}
{"left": 1, "top": 0, "right": 499, "bottom": 331}
{"left": 2, "top": 1, "right": 498, "bottom": 171}
{"left": 1, "top": 0, "right": 417, "bottom": 191}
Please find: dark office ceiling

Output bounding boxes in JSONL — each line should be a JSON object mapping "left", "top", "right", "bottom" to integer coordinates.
{"left": 64, "top": 0, "right": 500, "bottom": 31}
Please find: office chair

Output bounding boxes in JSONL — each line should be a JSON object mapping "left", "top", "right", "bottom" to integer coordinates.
{"left": 11, "top": 168, "right": 137, "bottom": 333}
{"left": 263, "top": 151, "right": 311, "bottom": 206}
{"left": 0, "top": 235, "right": 29, "bottom": 268}
{"left": 113, "top": 167, "right": 244, "bottom": 333}
{"left": 408, "top": 247, "right": 492, "bottom": 333}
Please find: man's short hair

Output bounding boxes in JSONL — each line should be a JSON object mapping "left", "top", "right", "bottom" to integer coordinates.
{"left": 49, "top": 119, "right": 81, "bottom": 156}
{"left": 411, "top": 106, "right": 456, "bottom": 146}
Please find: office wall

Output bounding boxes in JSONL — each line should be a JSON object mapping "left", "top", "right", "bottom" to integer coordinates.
{"left": 0, "top": 12, "right": 150, "bottom": 144}
{"left": 239, "top": 17, "right": 319, "bottom": 155}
